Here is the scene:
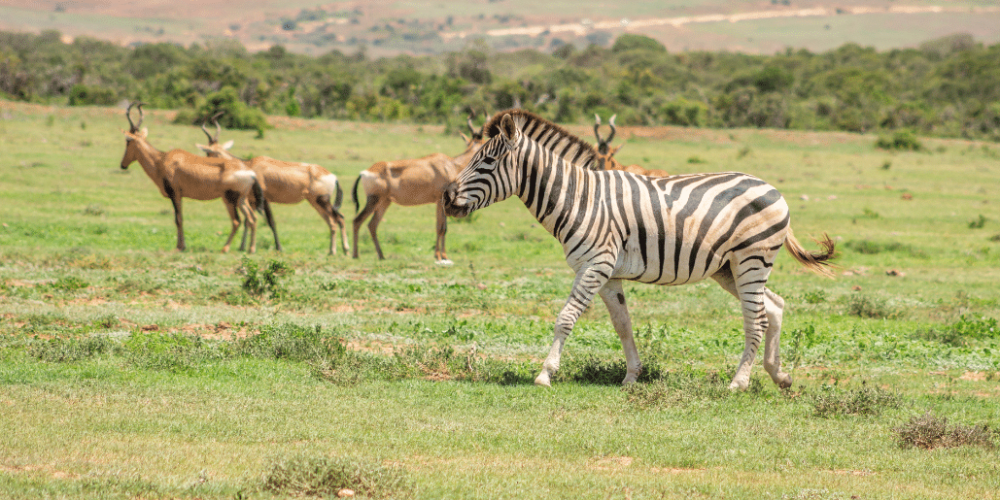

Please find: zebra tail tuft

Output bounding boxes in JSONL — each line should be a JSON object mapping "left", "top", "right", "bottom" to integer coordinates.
{"left": 784, "top": 230, "right": 837, "bottom": 278}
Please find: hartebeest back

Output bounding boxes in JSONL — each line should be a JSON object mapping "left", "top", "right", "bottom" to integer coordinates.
{"left": 196, "top": 116, "right": 349, "bottom": 255}
{"left": 118, "top": 102, "right": 263, "bottom": 253}
{"left": 592, "top": 114, "right": 670, "bottom": 177}
{"left": 351, "top": 113, "right": 487, "bottom": 264}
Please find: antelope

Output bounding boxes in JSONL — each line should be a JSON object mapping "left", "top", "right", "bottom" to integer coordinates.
{"left": 196, "top": 116, "right": 350, "bottom": 255}
{"left": 351, "top": 113, "right": 487, "bottom": 264}
{"left": 118, "top": 102, "right": 263, "bottom": 253}
{"left": 592, "top": 114, "right": 670, "bottom": 177}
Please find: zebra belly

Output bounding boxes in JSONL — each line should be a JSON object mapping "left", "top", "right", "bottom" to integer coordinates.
{"left": 612, "top": 237, "right": 727, "bottom": 286}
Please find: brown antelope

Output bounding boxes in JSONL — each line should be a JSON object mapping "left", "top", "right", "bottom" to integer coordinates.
{"left": 351, "top": 113, "right": 487, "bottom": 264}
{"left": 118, "top": 102, "right": 263, "bottom": 253}
{"left": 196, "top": 116, "right": 349, "bottom": 255}
{"left": 592, "top": 114, "right": 670, "bottom": 177}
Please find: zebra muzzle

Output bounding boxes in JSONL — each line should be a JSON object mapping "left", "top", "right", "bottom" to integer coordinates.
{"left": 442, "top": 182, "right": 469, "bottom": 218}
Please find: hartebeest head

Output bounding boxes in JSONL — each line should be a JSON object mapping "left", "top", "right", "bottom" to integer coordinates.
{"left": 460, "top": 111, "right": 490, "bottom": 148}
{"left": 592, "top": 114, "right": 624, "bottom": 171}
{"left": 120, "top": 101, "right": 149, "bottom": 170}
{"left": 196, "top": 112, "right": 234, "bottom": 158}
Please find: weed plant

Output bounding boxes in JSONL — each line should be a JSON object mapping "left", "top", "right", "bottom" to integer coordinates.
{"left": 894, "top": 412, "right": 998, "bottom": 450}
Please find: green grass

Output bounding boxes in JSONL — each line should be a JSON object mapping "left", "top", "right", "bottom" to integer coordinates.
{"left": 2, "top": 100, "right": 1000, "bottom": 499}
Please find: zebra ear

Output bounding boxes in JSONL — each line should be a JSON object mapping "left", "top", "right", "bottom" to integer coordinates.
{"left": 499, "top": 114, "right": 518, "bottom": 145}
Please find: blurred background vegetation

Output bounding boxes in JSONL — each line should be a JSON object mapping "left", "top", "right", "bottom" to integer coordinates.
{"left": 2, "top": 30, "right": 999, "bottom": 141}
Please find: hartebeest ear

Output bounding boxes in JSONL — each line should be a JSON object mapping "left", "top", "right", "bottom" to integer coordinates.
{"left": 195, "top": 144, "right": 213, "bottom": 154}
{"left": 609, "top": 144, "right": 625, "bottom": 157}
{"left": 499, "top": 114, "right": 518, "bottom": 146}
{"left": 460, "top": 133, "right": 470, "bottom": 145}
{"left": 221, "top": 140, "right": 234, "bottom": 150}
{"left": 137, "top": 127, "right": 148, "bottom": 139}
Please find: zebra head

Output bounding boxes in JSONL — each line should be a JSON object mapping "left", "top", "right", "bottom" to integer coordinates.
{"left": 443, "top": 113, "right": 522, "bottom": 218}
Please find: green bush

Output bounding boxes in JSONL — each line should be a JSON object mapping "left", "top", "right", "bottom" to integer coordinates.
{"left": 876, "top": 130, "right": 923, "bottom": 151}
{"left": 175, "top": 86, "right": 270, "bottom": 135}
{"left": 68, "top": 84, "right": 118, "bottom": 106}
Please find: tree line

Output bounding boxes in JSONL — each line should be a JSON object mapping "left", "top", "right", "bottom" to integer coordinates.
{"left": 1, "top": 29, "right": 998, "bottom": 141}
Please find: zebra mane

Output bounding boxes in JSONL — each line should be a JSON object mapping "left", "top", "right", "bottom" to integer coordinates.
{"left": 484, "top": 109, "right": 601, "bottom": 170}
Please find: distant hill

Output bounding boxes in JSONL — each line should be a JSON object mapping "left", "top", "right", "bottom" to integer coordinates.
{"left": 2, "top": 0, "right": 999, "bottom": 56}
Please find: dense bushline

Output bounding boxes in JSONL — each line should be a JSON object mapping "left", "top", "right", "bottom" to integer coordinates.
{"left": 2, "top": 30, "right": 999, "bottom": 140}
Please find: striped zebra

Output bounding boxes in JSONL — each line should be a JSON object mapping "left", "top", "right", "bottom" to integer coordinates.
{"left": 442, "top": 110, "right": 836, "bottom": 390}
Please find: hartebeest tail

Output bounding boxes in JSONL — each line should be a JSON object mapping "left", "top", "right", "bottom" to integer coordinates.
{"left": 351, "top": 174, "right": 363, "bottom": 214}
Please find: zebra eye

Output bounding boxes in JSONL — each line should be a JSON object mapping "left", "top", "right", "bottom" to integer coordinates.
{"left": 481, "top": 156, "right": 496, "bottom": 166}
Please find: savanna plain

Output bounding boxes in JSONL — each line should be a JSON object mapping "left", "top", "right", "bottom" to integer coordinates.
{"left": 1, "top": 101, "right": 999, "bottom": 499}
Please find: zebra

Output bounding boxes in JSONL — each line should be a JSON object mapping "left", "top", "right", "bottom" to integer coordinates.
{"left": 442, "top": 110, "right": 836, "bottom": 390}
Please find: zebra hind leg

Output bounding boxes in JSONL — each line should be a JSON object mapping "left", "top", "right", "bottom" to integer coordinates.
{"left": 712, "top": 255, "right": 784, "bottom": 390}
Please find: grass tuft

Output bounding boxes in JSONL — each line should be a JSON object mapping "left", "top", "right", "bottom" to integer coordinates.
{"left": 811, "top": 384, "right": 904, "bottom": 417}
{"left": 894, "top": 412, "right": 998, "bottom": 450}
{"left": 263, "top": 454, "right": 413, "bottom": 499}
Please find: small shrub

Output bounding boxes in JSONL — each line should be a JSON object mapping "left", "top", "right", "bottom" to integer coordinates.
{"left": 861, "top": 207, "right": 880, "bottom": 219}
{"left": 803, "top": 290, "right": 827, "bottom": 305}
{"left": 234, "top": 324, "right": 344, "bottom": 362}
{"left": 843, "top": 239, "right": 926, "bottom": 258}
{"left": 623, "top": 370, "right": 748, "bottom": 410}
{"left": 881, "top": 159, "right": 892, "bottom": 170}
{"left": 241, "top": 257, "right": 290, "bottom": 299}
{"left": 968, "top": 214, "right": 988, "bottom": 229}
{"left": 847, "top": 294, "right": 901, "bottom": 319}
{"left": 82, "top": 204, "right": 105, "bottom": 216}
{"left": 951, "top": 315, "right": 998, "bottom": 340}
{"left": 737, "top": 145, "right": 752, "bottom": 159}
{"left": 894, "top": 412, "right": 997, "bottom": 450}
{"left": 52, "top": 276, "right": 89, "bottom": 291}
{"left": 875, "top": 130, "right": 922, "bottom": 151}
{"left": 263, "top": 455, "right": 412, "bottom": 499}
{"left": 811, "top": 384, "right": 904, "bottom": 417}
{"left": 563, "top": 355, "right": 663, "bottom": 385}
{"left": 29, "top": 335, "right": 120, "bottom": 363}
{"left": 687, "top": 155, "right": 708, "bottom": 164}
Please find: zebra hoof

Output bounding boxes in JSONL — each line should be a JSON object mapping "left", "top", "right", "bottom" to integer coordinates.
{"left": 435, "top": 259, "right": 454, "bottom": 266}
{"left": 534, "top": 371, "right": 552, "bottom": 387}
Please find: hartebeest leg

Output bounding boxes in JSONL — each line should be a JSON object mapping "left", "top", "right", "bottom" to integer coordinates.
{"left": 170, "top": 195, "right": 185, "bottom": 252}
{"left": 434, "top": 201, "right": 452, "bottom": 265}
{"left": 312, "top": 195, "right": 338, "bottom": 255}
{"left": 240, "top": 198, "right": 259, "bottom": 254}
{"left": 367, "top": 198, "right": 391, "bottom": 260}
{"left": 239, "top": 199, "right": 275, "bottom": 252}
{"left": 352, "top": 194, "right": 379, "bottom": 259}
{"left": 221, "top": 190, "right": 243, "bottom": 253}
{"left": 598, "top": 279, "right": 642, "bottom": 384}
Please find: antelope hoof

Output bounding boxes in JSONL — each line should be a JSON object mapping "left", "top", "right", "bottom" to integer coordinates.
{"left": 621, "top": 373, "right": 639, "bottom": 385}
{"left": 435, "top": 259, "right": 454, "bottom": 266}
{"left": 221, "top": 246, "right": 231, "bottom": 254}
{"left": 776, "top": 373, "right": 793, "bottom": 389}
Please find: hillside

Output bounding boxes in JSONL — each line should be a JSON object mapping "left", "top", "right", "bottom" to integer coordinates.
{"left": 1, "top": 0, "right": 999, "bottom": 55}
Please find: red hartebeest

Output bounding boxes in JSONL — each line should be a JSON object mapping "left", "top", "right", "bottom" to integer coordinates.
{"left": 351, "top": 113, "right": 487, "bottom": 264}
{"left": 196, "top": 116, "right": 349, "bottom": 255}
{"left": 592, "top": 114, "right": 670, "bottom": 177}
{"left": 118, "top": 102, "right": 263, "bottom": 253}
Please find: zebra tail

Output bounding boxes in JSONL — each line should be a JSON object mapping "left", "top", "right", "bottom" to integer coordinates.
{"left": 784, "top": 230, "right": 837, "bottom": 278}
{"left": 351, "top": 175, "right": 362, "bottom": 214}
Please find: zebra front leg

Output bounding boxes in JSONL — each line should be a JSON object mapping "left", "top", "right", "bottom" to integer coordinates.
{"left": 598, "top": 279, "right": 642, "bottom": 385}
{"left": 535, "top": 265, "right": 611, "bottom": 387}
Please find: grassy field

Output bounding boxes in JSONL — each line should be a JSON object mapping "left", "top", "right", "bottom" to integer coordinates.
{"left": 1, "top": 100, "right": 1000, "bottom": 499}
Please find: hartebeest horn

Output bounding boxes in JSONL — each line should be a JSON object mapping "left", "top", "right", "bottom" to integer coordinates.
{"left": 200, "top": 119, "right": 215, "bottom": 144}
{"left": 593, "top": 114, "right": 605, "bottom": 143}
{"left": 208, "top": 111, "right": 224, "bottom": 145}
{"left": 126, "top": 101, "right": 145, "bottom": 132}
{"left": 607, "top": 114, "right": 617, "bottom": 144}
